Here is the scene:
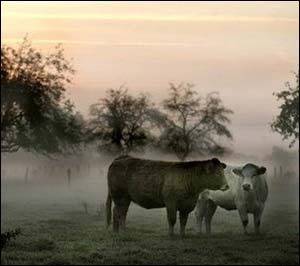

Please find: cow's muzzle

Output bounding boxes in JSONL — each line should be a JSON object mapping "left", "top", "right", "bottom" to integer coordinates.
{"left": 242, "top": 184, "right": 251, "bottom": 191}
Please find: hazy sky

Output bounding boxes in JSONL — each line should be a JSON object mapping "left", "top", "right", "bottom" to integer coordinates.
{"left": 1, "top": 1, "right": 299, "bottom": 156}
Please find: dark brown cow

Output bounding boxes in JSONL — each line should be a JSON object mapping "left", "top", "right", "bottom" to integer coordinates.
{"left": 106, "top": 155, "right": 227, "bottom": 236}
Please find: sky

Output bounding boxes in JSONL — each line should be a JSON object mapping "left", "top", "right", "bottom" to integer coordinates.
{"left": 1, "top": 1, "right": 299, "bottom": 157}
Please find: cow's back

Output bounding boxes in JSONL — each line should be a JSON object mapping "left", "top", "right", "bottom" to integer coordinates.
{"left": 107, "top": 156, "right": 168, "bottom": 208}
{"left": 108, "top": 156, "right": 226, "bottom": 211}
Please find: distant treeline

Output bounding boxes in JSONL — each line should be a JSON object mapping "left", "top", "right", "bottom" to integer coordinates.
{"left": 1, "top": 38, "right": 298, "bottom": 161}
{"left": 1, "top": 38, "right": 234, "bottom": 161}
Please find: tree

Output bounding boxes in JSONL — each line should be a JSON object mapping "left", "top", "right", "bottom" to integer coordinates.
{"left": 271, "top": 71, "right": 299, "bottom": 148}
{"left": 1, "top": 37, "right": 84, "bottom": 155}
{"left": 158, "top": 83, "right": 233, "bottom": 161}
{"left": 88, "top": 87, "right": 155, "bottom": 154}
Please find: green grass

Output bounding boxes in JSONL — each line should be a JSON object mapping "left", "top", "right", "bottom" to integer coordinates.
{"left": 1, "top": 180, "right": 299, "bottom": 265}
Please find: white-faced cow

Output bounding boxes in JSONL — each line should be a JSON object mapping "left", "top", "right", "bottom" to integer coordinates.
{"left": 195, "top": 163, "right": 268, "bottom": 235}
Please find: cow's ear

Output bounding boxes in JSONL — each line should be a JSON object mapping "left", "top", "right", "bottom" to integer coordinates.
{"left": 258, "top": 167, "right": 266, "bottom": 175}
{"left": 233, "top": 168, "right": 243, "bottom": 177}
{"left": 212, "top": 158, "right": 226, "bottom": 169}
{"left": 211, "top": 158, "right": 220, "bottom": 164}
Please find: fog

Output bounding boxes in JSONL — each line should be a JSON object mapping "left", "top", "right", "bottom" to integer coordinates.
{"left": 1, "top": 146, "right": 299, "bottom": 265}
{"left": 2, "top": 148, "right": 299, "bottom": 214}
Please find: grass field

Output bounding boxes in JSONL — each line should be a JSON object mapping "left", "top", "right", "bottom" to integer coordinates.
{"left": 1, "top": 176, "right": 299, "bottom": 265}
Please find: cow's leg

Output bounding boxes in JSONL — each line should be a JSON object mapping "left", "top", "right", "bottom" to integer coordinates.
{"left": 166, "top": 206, "right": 177, "bottom": 237}
{"left": 118, "top": 198, "right": 131, "bottom": 231}
{"left": 254, "top": 206, "right": 264, "bottom": 234}
{"left": 112, "top": 196, "right": 131, "bottom": 232}
{"left": 205, "top": 200, "right": 217, "bottom": 235}
{"left": 195, "top": 199, "right": 207, "bottom": 234}
{"left": 238, "top": 206, "right": 249, "bottom": 235}
{"left": 113, "top": 205, "right": 120, "bottom": 233}
{"left": 179, "top": 211, "right": 189, "bottom": 237}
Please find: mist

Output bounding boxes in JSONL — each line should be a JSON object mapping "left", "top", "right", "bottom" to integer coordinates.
{"left": 2, "top": 146, "right": 299, "bottom": 210}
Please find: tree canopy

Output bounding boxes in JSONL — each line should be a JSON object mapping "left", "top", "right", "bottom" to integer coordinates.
{"left": 157, "top": 83, "right": 233, "bottom": 161}
{"left": 88, "top": 87, "right": 155, "bottom": 154}
{"left": 1, "top": 38, "right": 84, "bottom": 155}
{"left": 271, "top": 71, "right": 299, "bottom": 148}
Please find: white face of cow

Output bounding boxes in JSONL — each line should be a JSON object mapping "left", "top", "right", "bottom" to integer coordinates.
{"left": 233, "top": 164, "right": 267, "bottom": 192}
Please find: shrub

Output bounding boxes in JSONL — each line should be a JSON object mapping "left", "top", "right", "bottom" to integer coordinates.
{"left": 1, "top": 228, "right": 21, "bottom": 250}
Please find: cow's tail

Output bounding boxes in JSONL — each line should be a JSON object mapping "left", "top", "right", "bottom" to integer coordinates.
{"left": 106, "top": 190, "right": 112, "bottom": 229}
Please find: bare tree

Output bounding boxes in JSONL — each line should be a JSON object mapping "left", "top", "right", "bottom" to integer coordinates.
{"left": 158, "top": 83, "right": 233, "bottom": 161}
{"left": 88, "top": 87, "right": 156, "bottom": 154}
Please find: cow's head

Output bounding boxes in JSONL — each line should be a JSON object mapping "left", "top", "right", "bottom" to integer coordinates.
{"left": 208, "top": 158, "right": 228, "bottom": 191}
{"left": 233, "top": 164, "right": 266, "bottom": 192}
